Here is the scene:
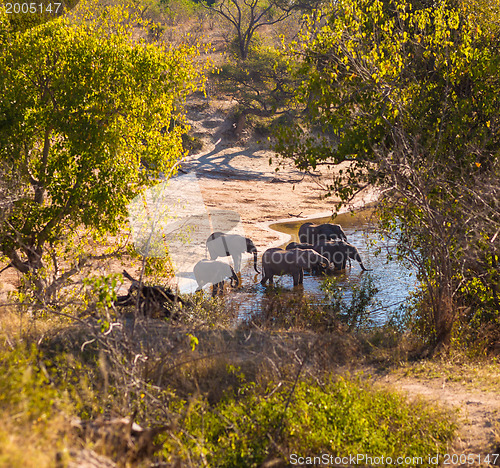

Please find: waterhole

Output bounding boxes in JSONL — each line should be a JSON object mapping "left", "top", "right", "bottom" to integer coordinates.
{"left": 231, "top": 209, "right": 418, "bottom": 324}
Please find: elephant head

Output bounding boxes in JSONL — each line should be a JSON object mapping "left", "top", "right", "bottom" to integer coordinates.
{"left": 344, "top": 243, "right": 370, "bottom": 271}
{"left": 313, "top": 241, "right": 371, "bottom": 271}
{"left": 206, "top": 232, "right": 260, "bottom": 274}
{"left": 293, "top": 248, "right": 330, "bottom": 271}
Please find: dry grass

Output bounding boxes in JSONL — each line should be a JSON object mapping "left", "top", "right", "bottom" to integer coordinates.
{"left": 398, "top": 358, "right": 500, "bottom": 393}
{"left": 0, "top": 413, "right": 76, "bottom": 468}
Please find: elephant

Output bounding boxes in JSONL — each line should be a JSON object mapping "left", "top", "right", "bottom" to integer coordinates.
{"left": 286, "top": 242, "right": 315, "bottom": 251}
{"left": 206, "top": 232, "right": 260, "bottom": 274}
{"left": 260, "top": 248, "right": 330, "bottom": 287}
{"left": 193, "top": 259, "right": 241, "bottom": 297}
{"left": 312, "top": 241, "right": 370, "bottom": 271}
{"left": 298, "top": 222, "right": 348, "bottom": 244}
{"left": 285, "top": 242, "right": 334, "bottom": 275}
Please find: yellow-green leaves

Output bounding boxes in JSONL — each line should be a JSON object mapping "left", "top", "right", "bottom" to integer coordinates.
{"left": 0, "top": 8, "right": 209, "bottom": 294}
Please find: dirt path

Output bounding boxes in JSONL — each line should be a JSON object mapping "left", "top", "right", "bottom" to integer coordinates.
{"left": 373, "top": 371, "right": 500, "bottom": 466}
{"left": 182, "top": 96, "right": 378, "bottom": 250}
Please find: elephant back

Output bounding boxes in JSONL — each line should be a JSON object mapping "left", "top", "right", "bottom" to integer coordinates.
{"left": 299, "top": 222, "right": 347, "bottom": 244}
{"left": 286, "top": 242, "right": 314, "bottom": 250}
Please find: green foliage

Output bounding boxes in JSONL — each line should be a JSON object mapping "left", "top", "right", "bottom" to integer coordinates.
{"left": 322, "top": 275, "right": 379, "bottom": 330}
{"left": 276, "top": 0, "right": 500, "bottom": 348}
{"left": 214, "top": 44, "right": 294, "bottom": 116}
{"left": 161, "top": 0, "right": 201, "bottom": 24}
{"left": 0, "top": 4, "right": 208, "bottom": 297}
{"left": 179, "top": 376, "right": 455, "bottom": 467}
{"left": 181, "top": 132, "right": 204, "bottom": 154}
{"left": 204, "top": 0, "right": 294, "bottom": 60}
{"left": 0, "top": 344, "right": 74, "bottom": 421}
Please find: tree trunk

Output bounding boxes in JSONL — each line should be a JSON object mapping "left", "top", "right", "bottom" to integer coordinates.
{"left": 234, "top": 113, "right": 246, "bottom": 140}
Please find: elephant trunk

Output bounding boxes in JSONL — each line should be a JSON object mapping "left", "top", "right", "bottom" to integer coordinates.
{"left": 252, "top": 251, "right": 261, "bottom": 273}
{"left": 229, "top": 266, "right": 241, "bottom": 288}
{"left": 354, "top": 252, "right": 372, "bottom": 271}
{"left": 358, "top": 260, "right": 372, "bottom": 271}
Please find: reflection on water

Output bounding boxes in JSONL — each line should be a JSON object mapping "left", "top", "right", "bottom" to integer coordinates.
{"left": 229, "top": 209, "right": 418, "bottom": 324}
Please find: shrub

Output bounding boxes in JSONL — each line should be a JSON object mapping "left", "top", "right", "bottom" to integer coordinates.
{"left": 178, "top": 376, "right": 456, "bottom": 467}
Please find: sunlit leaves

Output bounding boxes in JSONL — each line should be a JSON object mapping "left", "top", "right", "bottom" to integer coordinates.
{"left": 276, "top": 0, "right": 500, "bottom": 346}
{"left": 0, "top": 5, "right": 209, "bottom": 290}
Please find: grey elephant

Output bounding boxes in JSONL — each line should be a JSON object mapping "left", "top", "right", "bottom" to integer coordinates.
{"left": 286, "top": 241, "right": 315, "bottom": 251}
{"left": 261, "top": 248, "right": 330, "bottom": 286}
{"left": 193, "top": 259, "right": 241, "bottom": 297}
{"left": 298, "top": 222, "right": 348, "bottom": 244}
{"left": 285, "top": 242, "right": 334, "bottom": 275}
{"left": 312, "top": 241, "right": 370, "bottom": 271}
{"left": 206, "top": 232, "right": 260, "bottom": 274}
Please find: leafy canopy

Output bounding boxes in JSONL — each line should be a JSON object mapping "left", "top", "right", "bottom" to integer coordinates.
{"left": 276, "top": 0, "right": 500, "bottom": 347}
{"left": 0, "top": 2, "right": 208, "bottom": 293}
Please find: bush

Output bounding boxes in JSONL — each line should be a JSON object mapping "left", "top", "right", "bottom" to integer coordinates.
{"left": 179, "top": 376, "right": 456, "bottom": 467}
{"left": 321, "top": 275, "right": 379, "bottom": 331}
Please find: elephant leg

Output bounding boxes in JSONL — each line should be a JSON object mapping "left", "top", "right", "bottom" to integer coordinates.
{"left": 299, "top": 268, "right": 304, "bottom": 284}
{"left": 212, "top": 282, "right": 223, "bottom": 297}
{"left": 261, "top": 267, "right": 271, "bottom": 286}
{"left": 260, "top": 272, "right": 268, "bottom": 285}
{"left": 233, "top": 253, "right": 242, "bottom": 273}
{"left": 262, "top": 275, "right": 274, "bottom": 286}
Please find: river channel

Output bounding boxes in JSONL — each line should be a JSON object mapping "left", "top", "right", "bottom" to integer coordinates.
{"left": 231, "top": 209, "right": 418, "bottom": 324}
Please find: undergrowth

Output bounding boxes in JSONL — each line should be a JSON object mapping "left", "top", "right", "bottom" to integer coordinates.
{"left": 178, "top": 376, "right": 456, "bottom": 467}
{"left": 0, "top": 285, "right": 458, "bottom": 467}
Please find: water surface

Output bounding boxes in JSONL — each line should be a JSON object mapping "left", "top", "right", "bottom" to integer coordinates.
{"left": 231, "top": 209, "right": 417, "bottom": 324}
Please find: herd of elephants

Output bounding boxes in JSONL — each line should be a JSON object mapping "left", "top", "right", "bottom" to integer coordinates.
{"left": 114, "top": 221, "right": 371, "bottom": 316}
{"left": 194, "top": 221, "right": 371, "bottom": 297}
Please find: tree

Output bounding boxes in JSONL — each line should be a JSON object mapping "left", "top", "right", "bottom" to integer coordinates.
{"left": 0, "top": 3, "right": 207, "bottom": 302}
{"left": 213, "top": 45, "right": 296, "bottom": 138}
{"left": 202, "top": 0, "right": 297, "bottom": 60}
{"left": 276, "top": 0, "right": 500, "bottom": 349}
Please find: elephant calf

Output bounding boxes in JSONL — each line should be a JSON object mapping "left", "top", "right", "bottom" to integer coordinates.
{"left": 261, "top": 248, "right": 330, "bottom": 287}
{"left": 193, "top": 259, "right": 240, "bottom": 297}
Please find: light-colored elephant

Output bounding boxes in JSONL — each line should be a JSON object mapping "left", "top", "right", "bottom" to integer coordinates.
{"left": 206, "top": 232, "right": 260, "bottom": 273}
{"left": 312, "top": 241, "right": 370, "bottom": 271}
{"left": 260, "top": 248, "right": 330, "bottom": 286}
{"left": 193, "top": 259, "right": 241, "bottom": 297}
{"left": 298, "top": 222, "right": 348, "bottom": 244}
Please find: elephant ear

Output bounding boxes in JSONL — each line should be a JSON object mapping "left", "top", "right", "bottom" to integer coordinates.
{"left": 294, "top": 250, "right": 313, "bottom": 269}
